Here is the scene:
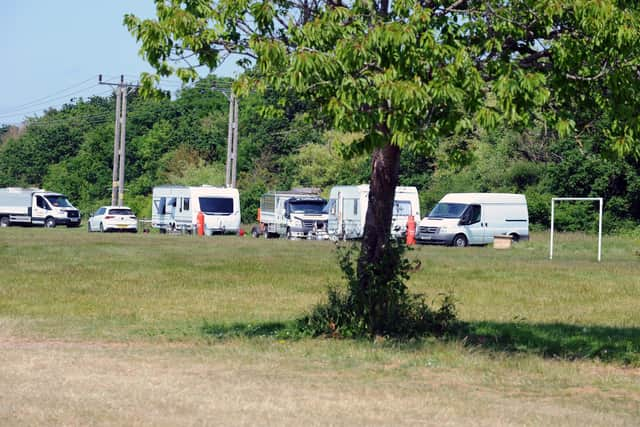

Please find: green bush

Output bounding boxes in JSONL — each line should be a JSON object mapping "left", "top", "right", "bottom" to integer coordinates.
{"left": 298, "top": 241, "right": 458, "bottom": 339}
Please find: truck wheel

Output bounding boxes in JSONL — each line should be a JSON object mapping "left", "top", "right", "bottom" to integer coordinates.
{"left": 0, "top": 216, "right": 9, "bottom": 227}
{"left": 452, "top": 234, "right": 467, "bottom": 247}
{"left": 44, "top": 217, "right": 56, "bottom": 228}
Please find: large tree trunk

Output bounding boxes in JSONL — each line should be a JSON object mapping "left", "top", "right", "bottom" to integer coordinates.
{"left": 356, "top": 143, "right": 401, "bottom": 333}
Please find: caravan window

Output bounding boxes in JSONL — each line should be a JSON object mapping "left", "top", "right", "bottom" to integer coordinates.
{"left": 393, "top": 201, "right": 412, "bottom": 216}
{"left": 428, "top": 203, "right": 467, "bottom": 219}
{"left": 183, "top": 198, "right": 190, "bottom": 211}
{"left": 199, "top": 197, "right": 233, "bottom": 215}
{"left": 324, "top": 200, "right": 335, "bottom": 215}
{"left": 154, "top": 198, "right": 167, "bottom": 215}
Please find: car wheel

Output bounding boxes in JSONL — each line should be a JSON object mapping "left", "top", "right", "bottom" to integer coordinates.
{"left": 87, "top": 222, "right": 92, "bottom": 232}
{"left": 0, "top": 216, "right": 9, "bottom": 227}
{"left": 99, "top": 223, "right": 105, "bottom": 232}
{"left": 452, "top": 234, "right": 467, "bottom": 247}
{"left": 44, "top": 217, "right": 56, "bottom": 228}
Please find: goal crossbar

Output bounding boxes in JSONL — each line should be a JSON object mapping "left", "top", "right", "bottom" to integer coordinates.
{"left": 550, "top": 197, "right": 603, "bottom": 262}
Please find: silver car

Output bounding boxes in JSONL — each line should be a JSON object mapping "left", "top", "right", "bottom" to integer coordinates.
{"left": 87, "top": 206, "right": 138, "bottom": 233}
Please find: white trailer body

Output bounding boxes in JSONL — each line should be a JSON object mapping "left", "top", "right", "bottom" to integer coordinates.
{"left": 152, "top": 185, "right": 241, "bottom": 235}
{"left": 256, "top": 191, "right": 328, "bottom": 239}
{"left": 326, "top": 185, "right": 421, "bottom": 239}
{"left": 416, "top": 193, "right": 529, "bottom": 247}
{"left": 0, "top": 187, "right": 81, "bottom": 228}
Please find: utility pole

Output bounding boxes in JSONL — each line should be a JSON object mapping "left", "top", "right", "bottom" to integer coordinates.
{"left": 99, "top": 75, "right": 138, "bottom": 206}
{"left": 225, "top": 93, "right": 239, "bottom": 188}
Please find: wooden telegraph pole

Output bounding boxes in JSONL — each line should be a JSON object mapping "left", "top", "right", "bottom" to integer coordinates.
{"left": 99, "top": 75, "right": 138, "bottom": 206}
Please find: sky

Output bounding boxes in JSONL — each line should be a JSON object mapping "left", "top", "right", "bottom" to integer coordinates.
{"left": 0, "top": 0, "right": 239, "bottom": 125}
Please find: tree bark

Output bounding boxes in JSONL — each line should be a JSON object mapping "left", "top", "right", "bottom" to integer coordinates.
{"left": 356, "top": 143, "right": 401, "bottom": 331}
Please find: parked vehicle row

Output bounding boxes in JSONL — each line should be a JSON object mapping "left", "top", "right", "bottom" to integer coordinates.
{"left": 1, "top": 185, "right": 530, "bottom": 247}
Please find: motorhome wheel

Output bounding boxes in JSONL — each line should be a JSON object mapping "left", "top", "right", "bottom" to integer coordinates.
{"left": 452, "top": 234, "right": 467, "bottom": 247}
{"left": 0, "top": 216, "right": 9, "bottom": 227}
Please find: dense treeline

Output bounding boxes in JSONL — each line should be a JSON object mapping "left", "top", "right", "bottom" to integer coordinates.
{"left": 1, "top": 75, "right": 638, "bottom": 232}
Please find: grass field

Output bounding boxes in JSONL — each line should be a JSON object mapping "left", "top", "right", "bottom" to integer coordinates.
{"left": 1, "top": 228, "right": 639, "bottom": 425}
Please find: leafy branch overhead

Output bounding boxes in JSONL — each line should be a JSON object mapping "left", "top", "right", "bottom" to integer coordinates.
{"left": 126, "top": 0, "right": 640, "bottom": 158}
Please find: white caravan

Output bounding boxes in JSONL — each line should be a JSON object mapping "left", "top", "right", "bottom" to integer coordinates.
{"left": 416, "top": 193, "right": 529, "bottom": 247}
{"left": 151, "top": 185, "right": 241, "bottom": 235}
{"left": 327, "top": 185, "right": 420, "bottom": 240}
{"left": 0, "top": 187, "right": 81, "bottom": 228}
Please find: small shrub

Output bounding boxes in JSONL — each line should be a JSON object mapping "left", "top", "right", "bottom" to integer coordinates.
{"left": 298, "top": 241, "right": 458, "bottom": 339}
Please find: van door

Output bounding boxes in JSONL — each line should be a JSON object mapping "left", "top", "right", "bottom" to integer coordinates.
{"left": 463, "top": 204, "right": 485, "bottom": 245}
{"left": 32, "top": 195, "right": 50, "bottom": 223}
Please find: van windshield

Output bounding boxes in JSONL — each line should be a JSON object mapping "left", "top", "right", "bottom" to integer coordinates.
{"left": 428, "top": 202, "right": 467, "bottom": 219}
{"left": 45, "top": 195, "right": 73, "bottom": 208}
{"left": 199, "top": 197, "right": 233, "bottom": 215}
{"left": 289, "top": 200, "right": 326, "bottom": 214}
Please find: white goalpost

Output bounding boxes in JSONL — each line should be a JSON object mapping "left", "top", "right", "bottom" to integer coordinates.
{"left": 549, "top": 197, "right": 603, "bottom": 262}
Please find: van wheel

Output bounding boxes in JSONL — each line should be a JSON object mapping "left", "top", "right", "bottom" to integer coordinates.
{"left": 452, "top": 234, "right": 467, "bottom": 247}
{"left": 44, "top": 217, "right": 56, "bottom": 228}
{"left": 0, "top": 216, "right": 9, "bottom": 227}
{"left": 509, "top": 233, "right": 520, "bottom": 243}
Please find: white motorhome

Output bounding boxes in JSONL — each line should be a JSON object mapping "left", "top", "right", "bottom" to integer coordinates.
{"left": 416, "top": 193, "right": 529, "bottom": 247}
{"left": 151, "top": 185, "right": 241, "bottom": 235}
{"left": 254, "top": 190, "right": 328, "bottom": 239}
{"left": 326, "top": 185, "right": 420, "bottom": 240}
{"left": 0, "top": 187, "right": 81, "bottom": 228}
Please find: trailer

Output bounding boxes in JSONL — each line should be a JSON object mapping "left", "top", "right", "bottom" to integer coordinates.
{"left": 0, "top": 187, "right": 81, "bottom": 228}
{"left": 326, "top": 185, "right": 420, "bottom": 240}
{"left": 253, "top": 190, "right": 328, "bottom": 239}
{"left": 151, "top": 185, "right": 241, "bottom": 235}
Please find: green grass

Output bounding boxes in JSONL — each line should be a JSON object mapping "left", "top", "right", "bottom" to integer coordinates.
{"left": 1, "top": 228, "right": 639, "bottom": 425}
{"left": 1, "top": 227, "right": 638, "bottom": 363}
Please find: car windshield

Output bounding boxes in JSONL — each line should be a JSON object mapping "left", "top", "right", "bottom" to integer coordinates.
{"left": 428, "top": 202, "right": 467, "bottom": 219}
{"left": 109, "top": 208, "right": 134, "bottom": 216}
{"left": 392, "top": 201, "right": 412, "bottom": 216}
{"left": 199, "top": 197, "right": 233, "bottom": 215}
{"left": 45, "top": 195, "right": 73, "bottom": 208}
{"left": 289, "top": 200, "right": 326, "bottom": 214}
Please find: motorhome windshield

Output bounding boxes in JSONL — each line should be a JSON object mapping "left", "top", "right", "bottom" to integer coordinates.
{"left": 199, "top": 197, "right": 233, "bottom": 215}
{"left": 393, "top": 200, "right": 412, "bottom": 216}
{"left": 289, "top": 200, "right": 326, "bottom": 214}
{"left": 428, "top": 202, "right": 467, "bottom": 219}
{"left": 45, "top": 195, "right": 73, "bottom": 208}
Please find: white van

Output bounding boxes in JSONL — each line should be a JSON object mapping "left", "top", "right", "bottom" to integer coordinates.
{"left": 327, "top": 185, "right": 420, "bottom": 239}
{"left": 416, "top": 193, "right": 529, "bottom": 247}
{"left": 152, "top": 185, "right": 241, "bottom": 235}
